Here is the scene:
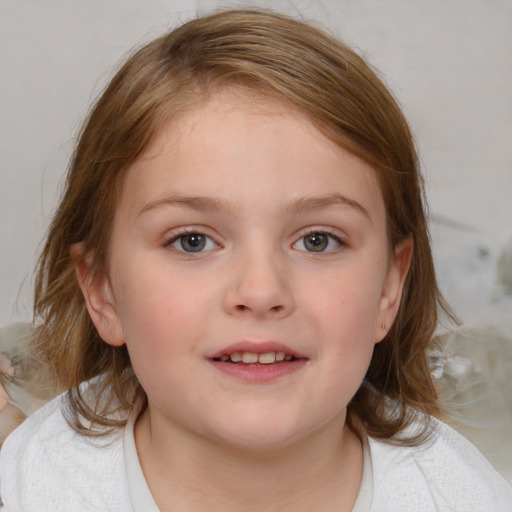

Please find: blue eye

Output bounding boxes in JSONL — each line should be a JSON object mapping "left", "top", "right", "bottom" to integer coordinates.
{"left": 294, "top": 232, "right": 342, "bottom": 253}
{"left": 168, "top": 233, "right": 217, "bottom": 253}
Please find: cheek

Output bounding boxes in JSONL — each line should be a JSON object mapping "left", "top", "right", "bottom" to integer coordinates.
{"left": 301, "top": 265, "right": 384, "bottom": 395}
{"left": 110, "top": 263, "right": 206, "bottom": 374}
{"left": 112, "top": 252, "right": 205, "bottom": 327}
{"left": 304, "top": 266, "right": 384, "bottom": 339}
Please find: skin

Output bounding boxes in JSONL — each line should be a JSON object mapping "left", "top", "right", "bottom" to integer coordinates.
{"left": 0, "top": 354, "right": 15, "bottom": 412}
{"left": 77, "top": 90, "right": 412, "bottom": 511}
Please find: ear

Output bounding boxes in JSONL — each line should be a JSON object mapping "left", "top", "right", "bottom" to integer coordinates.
{"left": 375, "top": 237, "right": 413, "bottom": 343}
{"left": 71, "top": 243, "right": 125, "bottom": 347}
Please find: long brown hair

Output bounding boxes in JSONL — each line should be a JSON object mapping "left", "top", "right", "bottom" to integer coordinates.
{"left": 33, "top": 8, "right": 453, "bottom": 441}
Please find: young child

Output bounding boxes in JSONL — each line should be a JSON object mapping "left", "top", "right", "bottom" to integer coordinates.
{"left": 0, "top": 9, "right": 510, "bottom": 511}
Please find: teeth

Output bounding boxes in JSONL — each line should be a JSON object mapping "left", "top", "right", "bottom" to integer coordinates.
{"left": 258, "top": 352, "right": 275, "bottom": 364}
{"left": 241, "top": 352, "right": 258, "bottom": 364}
{"left": 218, "top": 351, "right": 295, "bottom": 364}
{"left": 230, "top": 352, "right": 242, "bottom": 362}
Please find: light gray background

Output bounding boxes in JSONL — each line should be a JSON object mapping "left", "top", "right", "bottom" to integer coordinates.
{"left": 1, "top": 0, "right": 511, "bottom": 335}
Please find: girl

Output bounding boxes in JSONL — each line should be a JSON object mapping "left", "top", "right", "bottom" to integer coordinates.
{"left": 0, "top": 8, "right": 510, "bottom": 511}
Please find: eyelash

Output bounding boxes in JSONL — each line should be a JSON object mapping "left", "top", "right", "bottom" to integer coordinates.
{"left": 163, "top": 228, "right": 219, "bottom": 254}
{"left": 293, "top": 228, "right": 345, "bottom": 254}
{"left": 163, "top": 227, "right": 346, "bottom": 254}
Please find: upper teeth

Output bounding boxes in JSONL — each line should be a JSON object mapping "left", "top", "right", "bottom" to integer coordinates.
{"left": 219, "top": 351, "right": 293, "bottom": 364}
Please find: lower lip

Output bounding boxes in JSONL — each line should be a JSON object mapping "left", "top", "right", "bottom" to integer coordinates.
{"left": 208, "top": 359, "right": 307, "bottom": 383}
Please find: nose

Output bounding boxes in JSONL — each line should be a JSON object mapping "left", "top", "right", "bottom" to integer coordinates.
{"left": 223, "top": 249, "right": 295, "bottom": 320}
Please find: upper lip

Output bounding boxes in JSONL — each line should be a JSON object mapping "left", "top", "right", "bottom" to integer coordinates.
{"left": 209, "top": 341, "right": 306, "bottom": 359}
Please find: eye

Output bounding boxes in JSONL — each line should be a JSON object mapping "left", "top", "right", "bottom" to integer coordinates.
{"left": 294, "top": 231, "right": 342, "bottom": 253}
{"left": 167, "top": 232, "right": 218, "bottom": 253}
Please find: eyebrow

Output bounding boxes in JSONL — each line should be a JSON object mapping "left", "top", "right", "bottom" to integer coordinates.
{"left": 138, "top": 194, "right": 237, "bottom": 217}
{"left": 138, "top": 192, "right": 371, "bottom": 222}
{"left": 282, "top": 193, "right": 371, "bottom": 221}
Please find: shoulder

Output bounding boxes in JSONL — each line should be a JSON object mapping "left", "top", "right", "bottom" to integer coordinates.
{"left": 368, "top": 416, "right": 512, "bottom": 511}
{"left": 0, "top": 392, "right": 131, "bottom": 512}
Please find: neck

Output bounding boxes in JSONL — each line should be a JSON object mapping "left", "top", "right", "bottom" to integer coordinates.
{"left": 134, "top": 409, "right": 364, "bottom": 512}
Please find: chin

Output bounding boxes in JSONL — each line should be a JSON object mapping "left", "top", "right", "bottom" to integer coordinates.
{"left": 207, "top": 411, "right": 311, "bottom": 452}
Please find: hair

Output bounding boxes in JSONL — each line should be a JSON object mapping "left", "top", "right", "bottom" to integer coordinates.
{"left": 32, "top": 8, "right": 453, "bottom": 441}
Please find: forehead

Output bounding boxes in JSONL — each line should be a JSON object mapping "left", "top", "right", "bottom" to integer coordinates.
{"left": 117, "top": 89, "right": 385, "bottom": 223}
{"left": 139, "top": 88, "right": 312, "bottom": 160}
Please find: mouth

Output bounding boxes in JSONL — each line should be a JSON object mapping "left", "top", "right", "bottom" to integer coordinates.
{"left": 208, "top": 342, "right": 307, "bottom": 382}
{"left": 213, "top": 351, "right": 297, "bottom": 365}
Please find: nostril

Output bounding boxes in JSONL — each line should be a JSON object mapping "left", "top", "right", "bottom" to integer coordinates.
{"left": 234, "top": 304, "right": 284, "bottom": 313}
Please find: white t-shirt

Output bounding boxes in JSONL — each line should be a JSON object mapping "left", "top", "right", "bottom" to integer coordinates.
{"left": 0, "top": 393, "right": 511, "bottom": 511}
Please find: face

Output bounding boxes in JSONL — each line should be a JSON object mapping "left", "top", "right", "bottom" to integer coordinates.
{"left": 80, "top": 90, "right": 411, "bottom": 451}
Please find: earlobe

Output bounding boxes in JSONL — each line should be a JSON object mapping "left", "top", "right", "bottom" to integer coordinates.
{"left": 376, "top": 238, "right": 413, "bottom": 343}
{"left": 71, "top": 243, "right": 125, "bottom": 347}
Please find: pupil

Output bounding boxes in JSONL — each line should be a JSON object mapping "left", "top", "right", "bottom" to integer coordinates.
{"left": 305, "top": 233, "right": 328, "bottom": 252}
{"left": 181, "top": 234, "right": 206, "bottom": 252}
